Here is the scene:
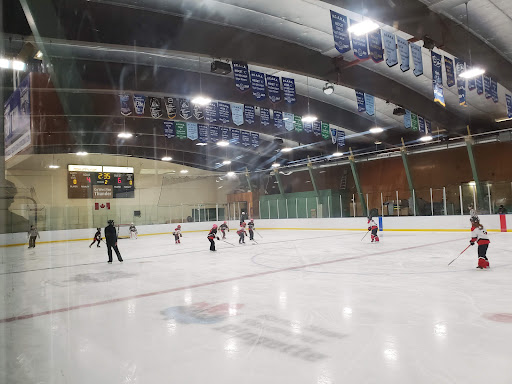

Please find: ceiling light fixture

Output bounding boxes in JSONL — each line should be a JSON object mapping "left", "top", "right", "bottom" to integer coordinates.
{"left": 458, "top": 3, "right": 484, "bottom": 80}
{"left": 196, "top": 142, "right": 207, "bottom": 146}
{"left": 374, "top": 140, "right": 382, "bottom": 145}
{"left": 227, "top": 171, "right": 235, "bottom": 177}
{"left": 180, "top": 169, "right": 189, "bottom": 174}
{"left": 495, "top": 117, "right": 512, "bottom": 123}
{"left": 323, "top": 83, "right": 334, "bottom": 95}
{"left": 419, "top": 135, "right": 433, "bottom": 142}
{"left": 162, "top": 156, "right": 172, "bottom": 161}
{"left": 12, "top": 60, "right": 26, "bottom": 71}
{"left": 347, "top": 19, "right": 379, "bottom": 36}
{"left": 117, "top": 132, "right": 133, "bottom": 138}
{"left": 332, "top": 152, "right": 344, "bottom": 157}
{"left": 271, "top": 163, "right": 280, "bottom": 168}
{"left": 281, "top": 147, "right": 293, "bottom": 153}
{"left": 369, "top": 127, "right": 384, "bottom": 133}
{"left": 0, "top": 58, "right": 9, "bottom": 69}
{"left": 217, "top": 140, "right": 229, "bottom": 147}
{"left": 222, "top": 160, "right": 232, "bottom": 165}
{"left": 35, "top": 51, "right": 43, "bottom": 59}
{"left": 48, "top": 165, "right": 60, "bottom": 169}
{"left": 459, "top": 67, "right": 485, "bottom": 79}
{"left": 191, "top": 96, "right": 212, "bottom": 105}
{"left": 76, "top": 151, "right": 88, "bottom": 156}
{"left": 302, "top": 115, "right": 318, "bottom": 123}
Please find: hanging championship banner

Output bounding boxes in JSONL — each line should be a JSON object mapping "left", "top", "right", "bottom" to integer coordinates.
{"left": 350, "top": 20, "right": 369, "bottom": 60}
{"left": 179, "top": 99, "right": 192, "bottom": 120}
{"left": 467, "top": 66, "right": 476, "bottom": 91}
{"left": 294, "top": 115, "right": 303, "bottom": 132}
{"left": 444, "top": 57, "right": 455, "bottom": 87}
{"left": 175, "top": 121, "right": 187, "bottom": 139}
{"left": 266, "top": 74, "right": 281, "bottom": 103}
{"left": 187, "top": 122, "right": 198, "bottom": 140}
{"left": 506, "top": 94, "right": 512, "bottom": 118}
{"left": 337, "top": 130, "right": 345, "bottom": 147}
{"left": 221, "top": 126, "right": 231, "bottom": 142}
{"left": 218, "top": 102, "right": 231, "bottom": 124}
{"left": 209, "top": 125, "right": 220, "bottom": 143}
{"left": 163, "top": 121, "right": 175, "bottom": 138}
{"left": 283, "top": 112, "right": 294, "bottom": 131}
{"left": 150, "top": 97, "right": 163, "bottom": 118}
{"left": 431, "top": 51, "right": 445, "bottom": 107}
{"left": 231, "top": 103, "right": 244, "bottom": 126}
{"left": 364, "top": 93, "right": 375, "bottom": 116}
{"left": 491, "top": 78, "right": 498, "bottom": 103}
{"left": 251, "top": 132, "right": 259, "bottom": 148}
{"left": 321, "top": 122, "right": 330, "bottom": 140}
{"left": 205, "top": 101, "right": 218, "bottom": 123}
{"left": 193, "top": 103, "right": 204, "bottom": 120}
{"left": 119, "top": 94, "right": 132, "bottom": 116}
{"left": 483, "top": 75, "right": 491, "bottom": 99}
{"left": 250, "top": 71, "right": 266, "bottom": 100}
{"left": 411, "top": 113, "right": 419, "bottom": 131}
{"left": 232, "top": 61, "right": 250, "bottom": 92}
{"left": 330, "top": 127, "right": 337, "bottom": 144}
{"left": 260, "top": 107, "right": 270, "bottom": 126}
{"left": 476, "top": 75, "right": 483, "bottom": 95}
{"left": 303, "top": 121, "right": 312, "bottom": 133}
{"left": 455, "top": 58, "right": 467, "bottom": 106}
{"left": 244, "top": 105, "right": 255, "bottom": 124}
{"left": 198, "top": 124, "right": 208, "bottom": 143}
{"left": 330, "top": 10, "right": 351, "bottom": 54}
{"left": 231, "top": 129, "right": 241, "bottom": 145}
{"left": 425, "top": 119, "right": 432, "bottom": 135}
{"left": 282, "top": 77, "right": 297, "bottom": 104}
{"left": 355, "top": 90, "right": 366, "bottom": 113}
{"left": 313, "top": 121, "right": 321, "bottom": 136}
{"left": 418, "top": 116, "right": 426, "bottom": 133}
{"left": 410, "top": 43, "right": 423, "bottom": 76}
{"left": 273, "top": 110, "right": 284, "bottom": 129}
{"left": 396, "top": 36, "right": 410, "bottom": 72}
{"left": 382, "top": 31, "right": 398, "bottom": 67}
{"left": 368, "top": 29, "right": 384, "bottom": 63}
{"left": 241, "top": 131, "right": 251, "bottom": 147}
{"left": 404, "top": 110, "right": 412, "bottom": 128}
{"left": 164, "top": 97, "right": 177, "bottom": 119}
{"left": 133, "top": 94, "right": 146, "bottom": 115}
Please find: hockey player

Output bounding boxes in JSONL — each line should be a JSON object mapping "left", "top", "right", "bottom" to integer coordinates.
{"left": 129, "top": 223, "right": 138, "bottom": 239}
{"left": 367, "top": 216, "right": 379, "bottom": 243}
{"left": 470, "top": 217, "right": 490, "bottom": 269}
{"left": 173, "top": 225, "right": 182, "bottom": 244}
{"left": 207, "top": 224, "right": 220, "bottom": 251}
{"left": 219, "top": 221, "right": 229, "bottom": 239}
{"left": 105, "top": 220, "right": 123, "bottom": 263}
{"left": 237, "top": 222, "right": 247, "bottom": 244}
{"left": 247, "top": 219, "right": 255, "bottom": 241}
{"left": 89, "top": 228, "right": 102, "bottom": 248}
{"left": 27, "top": 225, "right": 40, "bottom": 249}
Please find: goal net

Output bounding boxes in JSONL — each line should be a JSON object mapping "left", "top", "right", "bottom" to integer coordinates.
{"left": 116, "top": 224, "right": 136, "bottom": 239}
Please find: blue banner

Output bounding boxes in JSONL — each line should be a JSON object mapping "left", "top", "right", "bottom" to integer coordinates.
{"left": 382, "top": 31, "right": 398, "bottom": 67}
{"left": 491, "top": 78, "right": 498, "bottom": 103}
{"left": 313, "top": 121, "right": 321, "bottom": 136}
{"left": 337, "top": 130, "right": 345, "bottom": 147}
{"left": 163, "top": 121, "right": 175, "bottom": 138}
{"left": 364, "top": 93, "right": 375, "bottom": 116}
{"left": 198, "top": 124, "right": 208, "bottom": 143}
{"left": 303, "top": 121, "right": 312, "bottom": 133}
{"left": 205, "top": 101, "right": 218, "bottom": 123}
{"left": 467, "top": 67, "right": 476, "bottom": 91}
{"left": 418, "top": 116, "right": 425, "bottom": 133}
{"left": 350, "top": 20, "right": 369, "bottom": 59}
{"left": 355, "top": 90, "right": 366, "bottom": 113}
{"left": 282, "top": 77, "right": 296, "bottom": 104}
{"left": 244, "top": 105, "right": 255, "bottom": 124}
{"left": 209, "top": 125, "right": 220, "bottom": 143}
{"left": 221, "top": 126, "right": 231, "bottom": 142}
{"left": 404, "top": 110, "right": 412, "bottom": 128}
{"left": 506, "top": 94, "right": 512, "bottom": 118}
{"left": 455, "top": 58, "right": 466, "bottom": 106}
{"left": 330, "top": 127, "right": 337, "bottom": 144}
{"left": 250, "top": 71, "right": 266, "bottom": 100}
{"left": 273, "top": 110, "right": 284, "bottom": 129}
{"left": 232, "top": 61, "right": 250, "bottom": 92}
{"left": 231, "top": 103, "right": 244, "bottom": 126}
{"left": 231, "top": 128, "right": 240, "bottom": 145}
{"left": 410, "top": 43, "right": 423, "bottom": 76}
{"left": 218, "top": 102, "right": 231, "bottom": 124}
{"left": 187, "top": 122, "right": 198, "bottom": 140}
{"left": 431, "top": 51, "right": 445, "bottom": 107}
{"left": 425, "top": 119, "right": 432, "bottom": 135}
{"left": 133, "top": 94, "right": 146, "bottom": 115}
{"left": 444, "top": 57, "right": 455, "bottom": 87}
{"left": 266, "top": 74, "right": 281, "bottom": 103}
{"left": 260, "top": 107, "right": 270, "bottom": 126}
{"left": 251, "top": 132, "right": 259, "bottom": 148}
{"left": 476, "top": 75, "right": 483, "bottom": 95}
{"left": 396, "top": 35, "right": 410, "bottom": 72}
{"left": 283, "top": 112, "right": 294, "bottom": 131}
{"left": 119, "top": 94, "right": 132, "bottom": 116}
{"left": 179, "top": 99, "right": 192, "bottom": 120}
{"left": 368, "top": 29, "right": 384, "bottom": 63}
{"left": 483, "top": 75, "right": 491, "bottom": 99}
{"left": 241, "top": 131, "right": 251, "bottom": 147}
{"left": 330, "top": 10, "right": 351, "bottom": 54}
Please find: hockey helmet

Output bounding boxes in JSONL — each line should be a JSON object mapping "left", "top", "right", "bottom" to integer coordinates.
{"left": 241, "top": 222, "right": 246, "bottom": 227}
{"left": 224, "top": 221, "right": 227, "bottom": 224}
{"left": 470, "top": 216, "right": 479, "bottom": 224}
{"left": 177, "top": 225, "right": 181, "bottom": 228}
{"left": 212, "top": 224, "right": 218, "bottom": 229}
{"left": 96, "top": 227, "right": 101, "bottom": 230}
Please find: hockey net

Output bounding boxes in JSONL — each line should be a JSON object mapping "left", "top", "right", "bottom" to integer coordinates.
{"left": 116, "top": 224, "right": 137, "bottom": 239}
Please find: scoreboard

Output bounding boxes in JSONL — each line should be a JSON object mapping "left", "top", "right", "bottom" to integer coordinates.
{"left": 68, "top": 165, "right": 135, "bottom": 199}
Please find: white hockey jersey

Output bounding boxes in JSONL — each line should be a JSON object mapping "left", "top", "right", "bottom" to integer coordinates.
{"left": 471, "top": 225, "right": 490, "bottom": 245}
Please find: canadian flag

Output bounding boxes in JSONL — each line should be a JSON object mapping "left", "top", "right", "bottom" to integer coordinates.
{"left": 95, "top": 203, "right": 111, "bottom": 210}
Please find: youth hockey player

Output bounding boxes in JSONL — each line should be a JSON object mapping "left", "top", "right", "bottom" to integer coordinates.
{"left": 27, "top": 225, "right": 40, "bottom": 249}
{"left": 247, "top": 219, "right": 255, "bottom": 241}
{"left": 237, "top": 222, "right": 247, "bottom": 244}
{"left": 173, "top": 225, "right": 182, "bottom": 244}
{"left": 89, "top": 228, "right": 102, "bottom": 248}
{"left": 219, "top": 221, "right": 229, "bottom": 239}
{"left": 367, "top": 216, "right": 379, "bottom": 243}
{"left": 207, "top": 224, "right": 220, "bottom": 251}
{"left": 470, "top": 217, "right": 490, "bottom": 269}
{"left": 105, "top": 220, "right": 123, "bottom": 263}
{"left": 129, "top": 223, "right": 138, "bottom": 239}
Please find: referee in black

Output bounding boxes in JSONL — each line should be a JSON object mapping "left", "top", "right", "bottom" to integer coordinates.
{"left": 105, "top": 220, "right": 123, "bottom": 263}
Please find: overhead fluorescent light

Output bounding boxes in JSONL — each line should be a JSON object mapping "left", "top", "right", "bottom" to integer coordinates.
{"left": 332, "top": 152, "right": 344, "bottom": 157}
{"left": 271, "top": 163, "right": 280, "bottom": 168}
{"left": 48, "top": 165, "right": 60, "bottom": 169}
{"left": 370, "top": 127, "right": 384, "bottom": 134}
{"left": 222, "top": 160, "right": 232, "bottom": 165}
{"left": 281, "top": 147, "right": 293, "bottom": 153}
{"left": 0, "top": 58, "right": 9, "bottom": 68}
{"left": 302, "top": 115, "right": 318, "bottom": 123}
{"left": 191, "top": 96, "right": 212, "bottom": 105}
{"left": 459, "top": 67, "right": 485, "bottom": 79}
{"left": 117, "top": 132, "right": 133, "bottom": 138}
{"left": 161, "top": 156, "right": 172, "bottom": 161}
{"left": 374, "top": 141, "right": 382, "bottom": 145}
{"left": 180, "top": 169, "right": 189, "bottom": 174}
{"left": 495, "top": 117, "right": 512, "bottom": 123}
{"left": 76, "top": 151, "right": 88, "bottom": 156}
{"left": 196, "top": 142, "right": 207, "bottom": 146}
{"left": 419, "top": 135, "right": 433, "bottom": 142}
{"left": 217, "top": 140, "right": 229, "bottom": 147}
{"left": 347, "top": 20, "right": 379, "bottom": 36}
{"left": 323, "top": 83, "right": 334, "bottom": 95}
{"left": 12, "top": 60, "right": 26, "bottom": 71}
{"left": 227, "top": 171, "right": 235, "bottom": 177}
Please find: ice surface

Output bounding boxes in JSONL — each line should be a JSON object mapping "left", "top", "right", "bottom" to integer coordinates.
{"left": 1, "top": 229, "right": 512, "bottom": 383}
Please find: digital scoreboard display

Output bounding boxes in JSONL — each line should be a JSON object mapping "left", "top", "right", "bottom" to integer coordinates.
{"left": 68, "top": 165, "right": 135, "bottom": 199}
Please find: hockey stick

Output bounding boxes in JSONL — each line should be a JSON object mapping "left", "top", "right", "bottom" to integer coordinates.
{"left": 221, "top": 239, "right": 237, "bottom": 247}
{"left": 361, "top": 230, "right": 371, "bottom": 241}
{"left": 448, "top": 244, "right": 471, "bottom": 266}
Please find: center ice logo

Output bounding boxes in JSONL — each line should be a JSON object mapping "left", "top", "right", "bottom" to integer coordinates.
{"left": 161, "top": 302, "right": 244, "bottom": 324}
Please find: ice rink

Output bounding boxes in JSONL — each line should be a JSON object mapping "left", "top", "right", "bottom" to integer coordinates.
{"left": 1, "top": 228, "right": 512, "bottom": 383}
